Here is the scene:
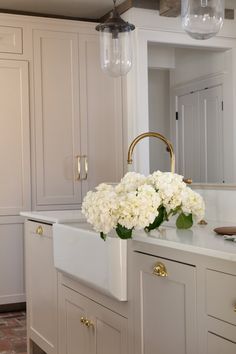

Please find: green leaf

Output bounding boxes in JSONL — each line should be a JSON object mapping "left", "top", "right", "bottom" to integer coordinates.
{"left": 116, "top": 224, "right": 133, "bottom": 239}
{"left": 100, "top": 232, "right": 107, "bottom": 241}
{"left": 145, "top": 205, "right": 167, "bottom": 232}
{"left": 176, "top": 213, "right": 193, "bottom": 229}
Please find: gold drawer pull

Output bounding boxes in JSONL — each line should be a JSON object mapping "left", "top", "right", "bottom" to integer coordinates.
{"left": 153, "top": 262, "right": 168, "bottom": 277}
{"left": 36, "top": 225, "right": 43, "bottom": 236}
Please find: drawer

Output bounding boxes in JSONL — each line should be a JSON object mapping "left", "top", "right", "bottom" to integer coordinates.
{"left": 0, "top": 26, "right": 22, "bottom": 53}
{"left": 206, "top": 269, "right": 236, "bottom": 326}
{"left": 207, "top": 332, "right": 236, "bottom": 354}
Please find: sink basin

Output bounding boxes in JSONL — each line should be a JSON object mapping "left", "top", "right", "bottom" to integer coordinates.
{"left": 53, "top": 222, "right": 127, "bottom": 301}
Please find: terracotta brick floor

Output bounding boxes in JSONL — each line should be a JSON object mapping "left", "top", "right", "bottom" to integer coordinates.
{"left": 0, "top": 311, "right": 27, "bottom": 354}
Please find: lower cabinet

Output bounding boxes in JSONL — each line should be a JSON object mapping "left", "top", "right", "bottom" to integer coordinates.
{"left": 25, "top": 220, "right": 57, "bottom": 354}
{"left": 59, "top": 285, "right": 128, "bottom": 354}
{"left": 207, "top": 332, "right": 236, "bottom": 354}
{"left": 133, "top": 251, "right": 197, "bottom": 354}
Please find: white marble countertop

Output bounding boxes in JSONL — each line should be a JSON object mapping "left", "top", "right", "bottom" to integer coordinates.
{"left": 20, "top": 210, "right": 85, "bottom": 224}
{"left": 133, "top": 222, "right": 236, "bottom": 262}
{"left": 20, "top": 210, "right": 236, "bottom": 262}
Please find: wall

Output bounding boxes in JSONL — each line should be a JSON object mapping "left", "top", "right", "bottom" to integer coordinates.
{"left": 148, "top": 69, "right": 170, "bottom": 173}
{"left": 171, "top": 48, "right": 226, "bottom": 87}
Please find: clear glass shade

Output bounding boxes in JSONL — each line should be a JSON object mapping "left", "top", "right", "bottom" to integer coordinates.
{"left": 181, "top": 0, "right": 224, "bottom": 40}
{"left": 99, "top": 30, "right": 133, "bottom": 77}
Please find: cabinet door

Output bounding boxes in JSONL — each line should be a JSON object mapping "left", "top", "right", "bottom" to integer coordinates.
{"left": 208, "top": 332, "right": 236, "bottom": 354}
{"left": 59, "top": 285, "right": 128, "bottom": 354}
{"left": 25, "top": 221, "right": 57, "bottom": 354}
{"left": 0, "top": 59, "right": 30, "bottom": 215}
{"left": 79, "top": 34, "right": 124, "bottom": 196}
{"left": 33, "top": 30, "right": 81, "bottom": 207}
{"left": 133, "top": 252, "right": 197, "bottom": 354}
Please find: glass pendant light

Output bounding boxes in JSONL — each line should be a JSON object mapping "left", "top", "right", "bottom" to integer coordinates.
{"left": 181, "top": 0, "right": 224, "bottom": 40}
{"left": 95, "top": 0, "right": 135, "bottom": 77}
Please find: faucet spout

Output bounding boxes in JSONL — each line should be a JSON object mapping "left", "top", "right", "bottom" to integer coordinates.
{"left": 127, "top": 132, "right": 175, "bottom": 173}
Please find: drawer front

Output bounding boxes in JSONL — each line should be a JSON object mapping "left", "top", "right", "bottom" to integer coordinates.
{"left": 206, "top": 269, "right": 236, "bottom": 326}
{"left": 27, "top": 221, "right": 52, "bottom": 238}
{"left": 0, "top": 26, "right": 22, "bottom": 53}
{"left": 208, "top": 332, "right": 235, "bottom": 354}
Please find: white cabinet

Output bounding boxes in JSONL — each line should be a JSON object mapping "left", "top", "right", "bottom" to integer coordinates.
{"left": 25, "top": 220, "right": 57, "bottom": 354}
{"left": 33, "top": 29, "right": 124, "bottom": 209}
{"left": 0, "top": 59, "right": 31, "bottom": 216}
{"left": 0, "top": 58, "right": 30, "bottom": 306}
{"left": 59, "top": 284, "right": 128, "bottom": 354}
{"left": 133, "top": 252, "right": 197, "bottom": 354}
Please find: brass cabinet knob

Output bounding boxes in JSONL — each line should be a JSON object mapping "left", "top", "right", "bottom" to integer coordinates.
{"left": 36, "top": 225, "right": 43, "bottom": 236}
{"left": 85, "top": 319, "right": 94, "bottom": 328}
{"left": 153, "top": 262, "right": 168, "bottom": 277}
{"left": 183, "top": 178, "right": 193, "bottom": 185}
{"left": 80, "top": 316, "right": 86, "bottom": 324}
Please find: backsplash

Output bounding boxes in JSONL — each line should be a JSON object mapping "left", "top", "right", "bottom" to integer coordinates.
{"left": 196, "top": 188, "right": 236, "bottom": 223}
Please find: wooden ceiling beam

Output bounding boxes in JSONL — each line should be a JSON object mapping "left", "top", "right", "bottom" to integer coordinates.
{"left": 100, "top": 0, "right": 234, "bottom": 22}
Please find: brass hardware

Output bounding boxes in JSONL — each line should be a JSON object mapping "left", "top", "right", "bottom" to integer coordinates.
{"left": 153, "top": 262, "right": 168, "bottom": 277}
{"left": 76, "top": 155, "right": 81, "bottom": 181}
{"left": 198, "top": 219, "right": 208, "bottom": 225}
{"left": 76, "top": 155, "right": 88, "bottom": 181}
{"left": 85, "top": 319, "right": 94, "bottom": 328}
{"left": 36, "top": 225, "right": 43, "bottom": 236}
{"left": 127, "top": 132, "right": 175, "bottom": 173}
{"left": 183, "top": 178, "right": 193, "bottom": 185}
{"left": 80, "top": 317, "right": 86, "bottom": 324}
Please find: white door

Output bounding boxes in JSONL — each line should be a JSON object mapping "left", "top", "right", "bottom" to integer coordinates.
{"left": 199, "top": 85, "right": 223, "bottom": 183}
{"left": 177, "top": 91, "right": 200, "bottom": 181}
{"left": 33, "top": 30, "right": 81, "bottom": 207}
{"left": 0, "top": 59, "right": 31, "bottom": 215}
{"left": 177, "top": 85, "right": 223, "bottom": 183}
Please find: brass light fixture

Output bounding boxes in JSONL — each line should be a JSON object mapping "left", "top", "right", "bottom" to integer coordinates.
{"left": 181, "top": 0, "right": 224, "bottom": 40}
{"left": 95, "top": 0, "right": 135, "bottom": 77}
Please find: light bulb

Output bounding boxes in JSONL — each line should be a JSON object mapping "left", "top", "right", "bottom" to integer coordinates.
{"left": 181, "top": 0, "right": 224, "bottom": 40}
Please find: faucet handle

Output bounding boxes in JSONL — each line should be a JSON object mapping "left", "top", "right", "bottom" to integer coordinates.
{"left": 183, "top": 178, "right": 193, "bottom": 185}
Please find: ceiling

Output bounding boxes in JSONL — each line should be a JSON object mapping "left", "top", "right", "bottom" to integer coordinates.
{"left": 0, "top": 0, "right": 121, "bottom": 19}
{"left": 0, "top": 0, "right": 234, "bottom": 20}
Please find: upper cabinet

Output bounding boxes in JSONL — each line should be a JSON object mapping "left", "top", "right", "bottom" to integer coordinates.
{"left": 0, "top": 59, "right": 31, "bottom": 215}
{"left": 33, "top": 29, "right": 124, "bottom": 209}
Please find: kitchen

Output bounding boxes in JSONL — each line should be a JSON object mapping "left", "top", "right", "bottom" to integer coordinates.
{"left": 0, "top": 1, "right": 235, "bottom": 354}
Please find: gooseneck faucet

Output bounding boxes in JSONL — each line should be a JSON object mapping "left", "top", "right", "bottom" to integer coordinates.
{"left": 127, "top": 132, "right": 175, "bottom": 173}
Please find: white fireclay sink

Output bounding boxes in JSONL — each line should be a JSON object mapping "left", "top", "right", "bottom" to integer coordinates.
{"left": 53, "top": 222, "right": 127, "bottom": 301}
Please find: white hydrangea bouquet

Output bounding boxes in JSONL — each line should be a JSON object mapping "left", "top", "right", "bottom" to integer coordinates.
{"left": 82, "top": 171, "right": 205, "bottom": 241}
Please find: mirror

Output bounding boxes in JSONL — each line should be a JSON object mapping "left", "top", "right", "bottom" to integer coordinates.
{"left": 147, "top": 43, "right": 234, "bottom": 185}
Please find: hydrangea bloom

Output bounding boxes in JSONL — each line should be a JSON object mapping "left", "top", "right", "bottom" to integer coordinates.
{"left": 81, "top": 171, "right": 205, "bottom": 239}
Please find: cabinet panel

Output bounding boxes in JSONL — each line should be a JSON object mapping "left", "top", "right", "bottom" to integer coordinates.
{"left": 133, "top": 252, "right": 197, "bottom": 354}
{"left": 0, "top": 59, "right": 31, "bottom": 215}
{"left": 0, "top": 26, "right": 22, "bottom": 53}
{"left": 59, "top": 284, "right": 128, "bottom": 354}
{"left": 25, "top": 221, "right": 57, "bottom": 354}
{"left": 0, "top": 223, "right": 25, "bottom": 304}
{"left": 206, "top": 269, "right": 236, "bottom": 326}
{"left": 208, "top": 332, "right": 236, "bottom": 354}
{"left": 79, "top": 34, "right": 124, "bottom": 195}
{"left": 33, "top": 30, "right": 81, "bottom": 206}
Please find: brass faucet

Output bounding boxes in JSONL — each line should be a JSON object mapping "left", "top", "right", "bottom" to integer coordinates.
{"left": 127, "top": 132, "right": 176, "bottom": 173}
{"left": 127, "top": 132, "right": 193, "bottom": 184}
